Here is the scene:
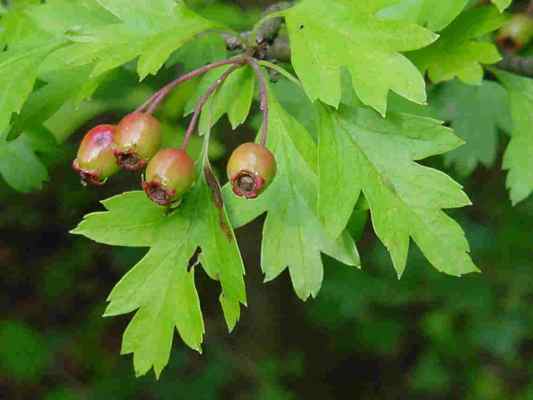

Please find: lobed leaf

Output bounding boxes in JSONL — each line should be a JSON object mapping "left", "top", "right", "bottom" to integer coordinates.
{"left": 224, "top": 80, "right": 360, "bottom": 300}
{"left": 493, "top": 69, "right": 533, "bottom": 205}
{"left": 283, "top": 0, "right": 437, "bottom": 115}
{"left": 378, "top": 0, "right": 469, "bottom": 32}
{"left": 430, "top": 80, "right": 511, "bottom": 176}
{"left": 317, "top": 104, "right": 478, "bottom": 277}
{"left": 409, "top": 5, "right": 506, "bottom": 84}
{"left": 73, "top": 140, "right": 246, "bottom": 377}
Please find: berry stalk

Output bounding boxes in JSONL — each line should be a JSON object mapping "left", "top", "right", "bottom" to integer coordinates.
{"left": 245, "top": 57, "right": 269, "bottom": 146}
{"left": 180, "top": 63, "right": 243, "bottom": 150}
{"left": 136, "top": 56, "right": 245, "bottom": 115}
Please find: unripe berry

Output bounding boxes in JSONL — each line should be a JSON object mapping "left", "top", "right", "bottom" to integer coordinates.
{"left": 143, "top": 148, "right": 196, "bottom": 206}
{"left": 497, "top": 14, "right": 533, "bottom": 52}
{"left": 72, "top": 124, "right": 119, "bottom": 186}
{"left": 114, "top": 112, "right": 162, "bottom": 171}
{"left": 227, "top": 143, "right": 276, "bottom": 199}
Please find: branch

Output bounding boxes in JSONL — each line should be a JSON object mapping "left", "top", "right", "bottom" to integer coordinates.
{"left": 245, "top": 57, "right": 269, "bottom": 147}
{"left": 136, "top": 56, "right": 244, "bottom": 114}
{"left": 221, "top": 1, "right": 292, "bottom": 59}
{"left": 496, "top": 53, "right": 533, "bottom": 78}
{"left": 254, "top": 1, "right": 292, "bottom": 44}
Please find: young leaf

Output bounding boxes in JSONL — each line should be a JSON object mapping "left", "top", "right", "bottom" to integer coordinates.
{"left": 317, "top": 104, "right": 478, "bottom": 278}
{"left": 430, "top": 80, "right": 511, "bottom": 176}
{"left": 185, "top": 65, "right": 256, "bottom": 134}
{"left": 493, "top": 69, "right": 533, "bottom": 205}
{"left": 409, "top": 5, "right": 505, "bottom": 84}
{"left": 378, "top": 0, "right": 469, "bottom": 32}
{"left": 224, "top": 83, "right": 360, "bottom": 301}
{"left": 72, "top": 143, "right": 246, "bottom": 377}
{"left": 282, "top": 0, "right": 437, "bottom": 115}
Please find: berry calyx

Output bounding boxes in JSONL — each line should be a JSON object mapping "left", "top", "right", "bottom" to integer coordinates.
{"left": 497, "top": 14, "right": 533, "bottom": 52}
{"left": 72, "top": 124, "right": 119, "bottom": 186}
{"left": 143, "top": 148, "right": 196, "bottom": 206}
{"left": 114, "top": 112, "right": 162, "bottom": 171}
{"left": 227, "top": 142, "right": 276, "bottom": 199}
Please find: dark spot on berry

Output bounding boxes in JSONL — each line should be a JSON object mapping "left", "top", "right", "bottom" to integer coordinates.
{"left": 299, "top": 24, "right": 304, "bottom": 30}
{"left": 115, "top": 150, "right": 145, "bottom": 171}
{"left": 237, "top": 174, "right": 256, "bottom": 193}
{"left": 143, "top": 181, "right": 172, "bottom": 206}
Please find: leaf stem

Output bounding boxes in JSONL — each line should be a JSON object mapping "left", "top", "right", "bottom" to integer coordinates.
{"left": 136, "top": 56, "right": 245, "bottom": 115}
{"left": 245, "top": 57, "right": 269, "bottom": 146}
{"left": 180, "top": 63, "right": 243, "bottom": 151}
{"left": 258, "top": 60, "right": 302, "bottom": 88}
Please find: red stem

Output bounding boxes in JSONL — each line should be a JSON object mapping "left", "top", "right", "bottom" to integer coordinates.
{"left": 136, "top": 56, "right": 245, "bottom": 115}
{"left": 245, "top": 57, "right": 269, "bottom": 146}
{"left": 180, "top": 64, "right": 243, "bottom": 150}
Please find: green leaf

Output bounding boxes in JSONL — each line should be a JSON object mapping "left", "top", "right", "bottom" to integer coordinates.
{"left": 0, "top": 1, "right": 44, "bottom": 48}
{"left": 378, "top": 0, "right": 469, "bottom": 32}
{"left": 224, "top": 82, "right": 360, "bottom": 300}
{"left": 44, "top": 0, "right": 214, "bottom": 80}
{"left": 25, "top": 0, "right": 117, "bottom": 36}
{"left": 184, "top": 65, "right": 256, "bottom": 134}
{"left": 165, "top": 33, "right": 227, "bottom": 71}
{"left": 198, "top": 65, "right": 256, "bottom": 133}
{"left": 0, "top": 40, "right": 63, "bottom": 136}
{"left": 430, "top": 79, "right": 511, "bottom": 176}
{"left": 283, "top": 0, "right": 437, "bottom": 115}
{"left": 493, "top": 69, "right": 533, "bottom": 205}
{"left": 409, "top": 5, "right": 505, "bottom": 84}
{"left": 0, "top": 134, "right": 48, "bottom": 192}
{"left": 72, "top": 141, "right": 246, "bottom": 377}
{"left": 71, "top": 191, "right": 167, "bottom": 247}
{"left": 317, "top": 104, "right": 478, "bottom": 277}
{"left": 10, "top": 65, "right": 97, "bottom": 136}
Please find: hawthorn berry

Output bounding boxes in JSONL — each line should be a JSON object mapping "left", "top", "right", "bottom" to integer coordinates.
{"left": 72, "top": 124, "right": 119, "bottom": 186}
{"left": 114, "top": 112, "right": 162, "bottom": 171}
{"left": 227, "top": 142, "right": 276, "bottom": 199}
{"left": 143, "top": 148, "right": 196, "bottom": 206}
{"left": 497, "top": 14, "right": 533, "bottom": 52}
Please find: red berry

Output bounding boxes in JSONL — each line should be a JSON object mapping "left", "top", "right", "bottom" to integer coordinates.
{"left": 227, "top": 143, "right": 276, "bottom": 199}
{"left": 73, "top": 124, "right": 119, "bottom": 186}
{"left": 497, "top": 14, "right": 533, "bottom": 52}
{"left": 143, "top": 148, "right": 196, "bottom": 205}
{"left": 114, "top": 112, "right": 162, "bottom": 171}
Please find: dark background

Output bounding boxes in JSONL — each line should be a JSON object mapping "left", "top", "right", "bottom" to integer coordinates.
{"left": 1, "top": 1, "right": 533, "bottom": 399}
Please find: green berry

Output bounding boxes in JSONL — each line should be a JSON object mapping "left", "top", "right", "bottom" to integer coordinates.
{"left": 143, "top": 148, "right": 196, "bottom": 205}
{"left": 114, "top": 112, "right": 162, "bottom": 171}
{"left": 227, "top": 142, "right": 276, "bottom": 199}
{"left": 72, "top": 124, "right": 119, "bottom": 186}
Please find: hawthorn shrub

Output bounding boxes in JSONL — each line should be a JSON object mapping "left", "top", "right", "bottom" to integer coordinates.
{"left": 1, "top": 0, "right": 533, "bottom": 379}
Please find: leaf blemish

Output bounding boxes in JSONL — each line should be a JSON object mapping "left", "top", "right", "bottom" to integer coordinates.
{"left": 203, "top": 166, "right": 233, "bottom": 241}
{"left": 188, "top": 247, "right": 202, "bottom": 271}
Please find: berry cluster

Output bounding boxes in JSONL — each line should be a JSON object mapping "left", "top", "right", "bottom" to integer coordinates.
{"left": 72, "top": 56, "right": 277, "bottom": 206}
